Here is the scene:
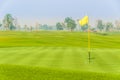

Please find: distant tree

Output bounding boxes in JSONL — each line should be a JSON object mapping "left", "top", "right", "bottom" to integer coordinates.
{"left": 13, "top": 17, "right": 18, "bottom": 29}
{"left": 35, "top": 22, "right": 39, "bottom": 31}
{"left": 91, "top": 27, "right": 97, "bottom": 32}
{"left": 115, "top": 20, "right": 120, "bottom": 31}
{"left": 96, "top": 20, "right": 104, "bottom": 31}
{"left": 81, "top": 25, "right": 88, "bottom": 31}
{"left": 42, "top": 24, "right": 49, "bottom": 30}
{"left": 64, "top": 17, "right": 76, "bottom": 31}
{"left": 17, "top": 25, "right": 21, "bottom": 31}
{"left": 30, "top": 26, "right": 33, "bottom": 31}
{"left": 48, "top": 26, "right": 53, "bottom": 30}
{"left": 61, "top": 22, "right": 66, "bottom": 30}
{"left": 0, "top": 23, "right": 2, "bottom": 30}
{"left": 105, "top": 22, "right": 113, "bottom": 32}
{"left": 24, "top": 25, "right": 28, "bottom": 31}
{"left": 38, "top": 24, "right": 42, "bottom": 30}
{"left": 3, "top": 14, "right": 15, "bottom": 30}
{"left": 56, "top": 22, "right": 63, "bottom": 30}
{"left": 0, "top": 23, "right": 2, "bottom": 27}
{"left": 39, "top": 24, "right": 43, "bottom": 30}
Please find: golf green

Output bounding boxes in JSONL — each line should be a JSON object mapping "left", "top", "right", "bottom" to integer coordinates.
{"left": 0, "top": 31, "right": 120, "bottom": 80}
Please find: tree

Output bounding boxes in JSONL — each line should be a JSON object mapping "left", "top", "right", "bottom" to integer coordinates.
{"left": 24, "top": 25, "right": 28, "bottom": 31}
{"left": 35, "top": 22, "right": 40, "bottom": 31}
{"left": 115, "top": 20, "right": 120, "bottom": 31}
{"left": 38, "top": 24, "right": 42, "bottom": 30}
{"left": 81, "top": 25, "right": 88, "bottom": 31}
{"left": 64, "top": 17, "right": 76, "bottom": 31}
{"left": 3, "top": 14, "right": 15, "bottom": 30}
{"left": 56, "top": 22, "right": 63, "bottom": 30}
{"left": 96, "top": 20, "right": 104, "bottom": 31}
{"left": 42, "top": 24, "right": 49, "bottom": 30}
{"left": 39, "top": 24, "right": 43, "bottom": 30}
{"left": 0, "top": 23, "right": 2, "bottom": 27}
{"left": 30, "top": 26, "right": 33, "bottom": 31}
{"left": 105, "top": 22, "right": 113, "bottom": 32}
{"left": 13, "top": 17, "right": 18, "bottom": 29}
{"left": 61, "top": 22, "right": 66, "bottom": 30}
{"left": 17, "top": 25, "right": 21, "bottom": 31}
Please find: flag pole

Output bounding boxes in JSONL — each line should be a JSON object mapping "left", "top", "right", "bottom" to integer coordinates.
{"left": 78, "top": 15, "right": 91, "bottom": 63}
{"left": 88, "top": 20, "right": 91, "bottom": 64}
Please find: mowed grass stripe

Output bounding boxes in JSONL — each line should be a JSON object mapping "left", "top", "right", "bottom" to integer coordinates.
{"left": 60, "top": 48, "right": 79, "bottom": 69}
{"left": 98, "top": 49, "right": 120, "bottom": 72}
{"left": 27, "top": 47, "right": 52, "bottom": 66}
{"left": 8, "top": 47, "right": 45, "bottom": 65}
{"left": 0, "top": 48, "right": 27, "bottom": 63}
{"left": 16, "top": 47, "right": 48, "bottom": 66}
{"left": 46, "top": 47, "right": 66, "bottom": 68}
{"left": 65, "top": 48, "right": 82, "bottom": 69}
{"left": 72, "top": 48, "right": 88, "bottom": 70}
{"left": 0, "top": 47, "right": 120, "bottom": 73}
{"left": 75, "top": 48, "right": 100, "bottom": 72}
{"left": 35, "top": 47, "right": 61, "bottom": 67}
{"left": 0, "top": 47, "right": 23, "bottom": 59}
{"left": 105, "top": 50, "right": 120, "bottom": 64}
{"left": 92, "top": 49, "right": 116, "bottom": 72}
{"left": 0, "top": 47, "right": 44, "bottom": 64}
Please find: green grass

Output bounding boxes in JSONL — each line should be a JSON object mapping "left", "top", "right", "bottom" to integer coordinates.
{"left": 0, "top": 31, "right": 120, "bottom": 48}
{"left": 0, "top": 64, "right": 120, "bottom": 80}
{"left": 0, "top": 31, "right": 120, "bottom": 80}
{"left": 0, "top": 47, "right": 120, "bottom": 73}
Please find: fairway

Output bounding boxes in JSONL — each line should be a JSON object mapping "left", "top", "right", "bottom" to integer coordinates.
{"left": 0, "top": 31, "right": 120, "bottom": 80}
{"left": 0, "top": 31, "right": 120, "bottom": 48}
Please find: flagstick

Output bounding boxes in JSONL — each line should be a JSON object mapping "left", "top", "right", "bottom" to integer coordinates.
{"left": 78, "top": 15, "right": 91, "bottom": 63}
{"left": 88, "top": 24, "right": 91, "bottom": 64}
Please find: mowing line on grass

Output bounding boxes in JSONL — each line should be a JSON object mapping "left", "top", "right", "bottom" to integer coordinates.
{"left": 100, "top": 49, "right": 120, "bottom": 72}
{"left": 60, "top": 48, "right": 78, "bottom": 70}
{"left": 8, "top": 47, "right": 45, "bottom": 65}
{"left": 92, "top": 49, "right": 116, "bottom": 72}
{"left": 0, "top": 47, "right": 29, "bottom": 64}
{"left": 72, "top": 48, "right": 88, "bottom": 70}
{"left": 46, "top": 47, "right": 66, "bottom": 68}
{"left": 27, "top": 47, "right": 57, "bottom": 65}
{"left": 35, "top": 47, "right": 62, "bottom": 67}
{"left": 19, "top": 47, "right": 51, "bottom": 65}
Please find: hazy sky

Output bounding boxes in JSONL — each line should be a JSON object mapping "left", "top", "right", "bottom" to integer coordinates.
{"left": 0, "top": 0, "right": 120, "bottom": 26}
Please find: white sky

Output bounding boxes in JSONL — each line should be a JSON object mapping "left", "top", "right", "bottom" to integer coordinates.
{"left": 0, "top": 0, "right": 120, "bottom": 27}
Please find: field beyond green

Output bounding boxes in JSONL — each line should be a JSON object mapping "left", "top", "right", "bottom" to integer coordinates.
{"left": 0, "top": 31, "right": 120, "bottom": 80}
{"left": 0, "top": 31, "right": 120, "bottom": 48}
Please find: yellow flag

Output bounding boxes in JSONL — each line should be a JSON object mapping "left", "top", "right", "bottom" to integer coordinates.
{"left": 79, "top": 16, "right": 89, "bottom": 26}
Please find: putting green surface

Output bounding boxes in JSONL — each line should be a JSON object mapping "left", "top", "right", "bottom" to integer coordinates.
{"left": 0, "top": 47, "right": 120, "bottom": 73}
{"left": 0, "top": 31, "right": 120, "bottom": 80}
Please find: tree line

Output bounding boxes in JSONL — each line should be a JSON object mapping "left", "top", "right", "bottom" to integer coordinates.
{"left": 0, "top": 14, "right": 120, "bottom": 32}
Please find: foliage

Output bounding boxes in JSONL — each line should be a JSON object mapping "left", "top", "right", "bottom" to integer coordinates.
{"left": 115, "top": 20, "right": 120, "bottom": 30}
{"left": 24, "top": 25, "right": 28, "bottom": 31}
{"left": 3, "top": 14, "right": 15, "bottom": 30}
{"left": 0, "top": 24, "right": 2, "bottom": 27}
{"left": 41, "top": 24, "right": 49, "bottom": 30}
{"left": 64, "top": 17, "right": 76, "bottom": 31}
{"left": 81, "top": 25, "right": 88, "bottom": 31}
{"left": 56, "top": 22, "right": 64, "bottom": 30}
{"left": 105, "top": 22, "right": 113, "bottom": 31}
{"left": 97, "top": 20, "right": 104, "bottom": 31}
